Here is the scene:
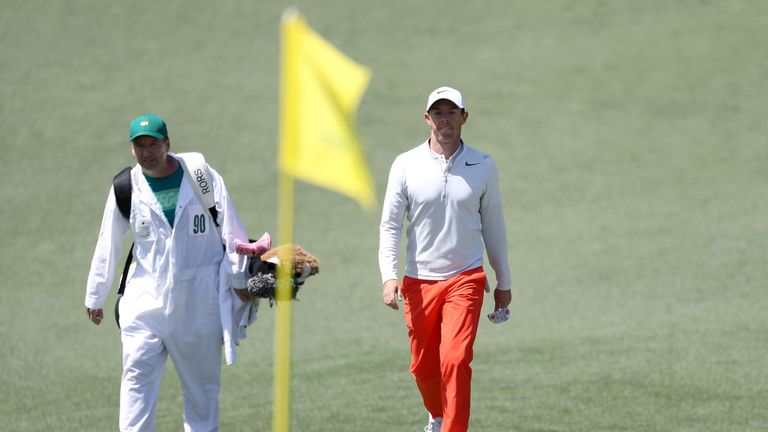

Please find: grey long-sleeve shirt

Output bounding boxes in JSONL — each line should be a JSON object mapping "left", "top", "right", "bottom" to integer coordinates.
{"left": 379, "top": 141, "right": 511, "bottom": 291}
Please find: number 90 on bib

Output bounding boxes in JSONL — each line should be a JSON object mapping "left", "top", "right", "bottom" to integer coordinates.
{"left": 190, "top": 213, "right": 207, "bottom": 236}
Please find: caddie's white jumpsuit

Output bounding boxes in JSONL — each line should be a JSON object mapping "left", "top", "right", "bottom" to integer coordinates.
{"left": 85, "top": 154, "right": 248, "bottom": 432}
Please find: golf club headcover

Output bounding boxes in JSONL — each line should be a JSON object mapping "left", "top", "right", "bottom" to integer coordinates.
{"left": 236, "top": 232, "right": 272, "bottom": 257}
{"left": 246, "top": 259, "right": 299, "bottom": 307}
{"left": 244, "top": 243, "right": 319, "bottom": 307}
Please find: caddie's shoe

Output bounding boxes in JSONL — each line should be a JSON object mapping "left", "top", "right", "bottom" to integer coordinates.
{"left": 424, "top": 414, "right": 443, "bottom": 432}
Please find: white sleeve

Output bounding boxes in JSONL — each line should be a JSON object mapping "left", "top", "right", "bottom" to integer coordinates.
{"left": 85, "top": 186, "right": 130, "bottom": 309}
{"left": 211, "top": 168, "right": 249, "bottom": 289}
{"left": 378, "top": 157, "right": 407, "bottom": 283}
{"left": 480, "top": 158, "right": 512, "bottom": 291}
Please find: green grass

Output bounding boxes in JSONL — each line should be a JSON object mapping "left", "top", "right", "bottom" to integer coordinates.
{"left": 1, "top": 0, "right": 767, "bottom": 430}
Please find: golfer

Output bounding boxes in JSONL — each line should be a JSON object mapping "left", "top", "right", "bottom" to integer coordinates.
{"left": 379, "top": 87, "right": 512, "bottom": 432}
{"left": 84, "top": 114, "right": 251, "bottom": 431}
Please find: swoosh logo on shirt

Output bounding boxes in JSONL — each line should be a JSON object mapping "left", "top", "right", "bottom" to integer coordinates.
{"left": 465, "top": 161, "right": 481, "bottom": 166}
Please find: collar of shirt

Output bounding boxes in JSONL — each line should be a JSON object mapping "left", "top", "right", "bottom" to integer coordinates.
{"left": 427, "top": 140, "right": 465, "bottom": 169}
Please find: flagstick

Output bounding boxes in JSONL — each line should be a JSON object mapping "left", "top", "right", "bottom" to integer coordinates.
{"left": 273, "top": 171, "right": 294, "bottom": 432}
{"left": 272, "top": 9, "right": 373, "bottom": 430}
{"left": 273, "top": 11, "right": 298, "bottom": 431}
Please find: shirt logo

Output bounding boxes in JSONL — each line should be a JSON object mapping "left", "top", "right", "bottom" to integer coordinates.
{"left": 465, "top": 161, "right": 480, "bottom": 166}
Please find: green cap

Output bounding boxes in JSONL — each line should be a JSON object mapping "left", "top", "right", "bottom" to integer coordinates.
{"left": 129, "top": 114, "right": 169, "bottom": 142}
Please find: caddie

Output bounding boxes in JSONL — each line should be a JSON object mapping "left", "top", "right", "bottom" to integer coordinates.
{"left": 85, "top": 113, "right": 254, "bottom": 431}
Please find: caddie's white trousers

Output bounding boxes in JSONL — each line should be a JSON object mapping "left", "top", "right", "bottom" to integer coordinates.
{"left": 118, "top": 291, "right": 223, "bottom": 432}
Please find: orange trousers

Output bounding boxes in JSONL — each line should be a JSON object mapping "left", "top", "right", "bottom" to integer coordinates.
{"left": 403, "top": 267, "right": 486, "bottom": 432}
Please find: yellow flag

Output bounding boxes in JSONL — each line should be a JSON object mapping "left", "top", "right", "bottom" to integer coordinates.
{"left": 279, "top": 10, "right": 376, "bottom": 210}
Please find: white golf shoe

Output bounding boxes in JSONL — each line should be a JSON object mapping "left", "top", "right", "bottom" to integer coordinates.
{"left": 424, "top": 414, "right": 443, "bottom": 432}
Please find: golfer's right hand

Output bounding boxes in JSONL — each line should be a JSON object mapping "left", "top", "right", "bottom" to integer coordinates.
{"left": 86, "top": 307, "right": 103, "bottom": 325}
{"left": 382, "top": 279, "right": 402, "bottom": 310}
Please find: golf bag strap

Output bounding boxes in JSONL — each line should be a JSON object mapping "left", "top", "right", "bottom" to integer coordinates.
{"left": 117, "top": 243, "right": 133, "bottom": 296}
{"left": 114, "top": 243, "right": 133, "bottom": 328}
{"left": 112, "top": 166, "right": 132, "bottom": 220}
{"left": 176, "top": 152, "right": 221, "bottom": 232}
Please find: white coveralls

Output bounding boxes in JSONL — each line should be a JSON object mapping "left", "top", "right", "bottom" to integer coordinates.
{"left": 85, "top": 154, "right": 250, "bottom": 432}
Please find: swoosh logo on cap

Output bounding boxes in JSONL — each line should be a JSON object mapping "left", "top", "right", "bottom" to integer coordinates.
{"left": 437, "top": 89, "right": 449, "bottom": 94}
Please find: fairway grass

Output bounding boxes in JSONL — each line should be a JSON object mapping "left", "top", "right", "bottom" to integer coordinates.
{"left": 1, "top": 1, "right": 767, "bottom": 431}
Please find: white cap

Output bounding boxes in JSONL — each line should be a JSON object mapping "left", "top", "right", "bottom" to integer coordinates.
{"left": 426, "top": 86, "right": 464, "bottom": 111}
